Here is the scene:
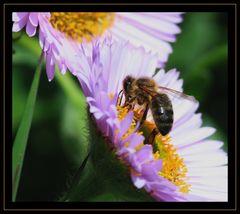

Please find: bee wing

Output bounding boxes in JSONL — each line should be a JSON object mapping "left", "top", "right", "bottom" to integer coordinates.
{"left": 138, "top": 85, "right": 197, "bottom": 103}
{"left": 158, "top": 86, "right": 197, "bottom": 103}
{"left": 138, "top": 85, "right": 158, "bottom": 97}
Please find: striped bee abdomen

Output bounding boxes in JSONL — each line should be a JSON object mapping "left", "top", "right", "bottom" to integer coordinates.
{"left": 150, "top": 93, "right": 174, "bottom": 136}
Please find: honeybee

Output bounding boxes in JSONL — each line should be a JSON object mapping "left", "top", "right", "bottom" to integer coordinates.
{"left": 117, "top": 75, "right": 197, "bottom": 144}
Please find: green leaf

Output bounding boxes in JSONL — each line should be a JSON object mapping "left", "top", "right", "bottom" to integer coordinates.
{"left": 12, "top": 52, "right": 44, "bottom": 201}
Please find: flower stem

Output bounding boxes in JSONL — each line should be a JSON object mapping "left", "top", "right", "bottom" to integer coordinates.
{"left": 12, "top": 51, "right": 44, "bottom": 202}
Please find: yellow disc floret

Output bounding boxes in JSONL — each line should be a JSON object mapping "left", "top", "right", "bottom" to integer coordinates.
{"left": 142, "top": 120, "right": 191, "bottom": 193}
{"left": 49, "top": 12, "right": 116, "bottom": 42}
{"left": 155, "top": 134, "right": 191, "bottom": 193}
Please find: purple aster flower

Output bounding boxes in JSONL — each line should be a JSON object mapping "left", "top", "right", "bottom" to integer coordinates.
{"left": 74, "top": 39, "right": 228, "bottom": 202}
{"left": 12, "top": 12, "right": 183, "bottom": 81}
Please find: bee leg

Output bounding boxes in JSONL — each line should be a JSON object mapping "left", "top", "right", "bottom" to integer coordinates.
{"left": 146, "top": 128, "right": 159, "bottom": 145}
{"left": 123, "top": 96, "right": 137, "bottom": 108}
{"left": 116, "top": 90, "right": 123, "bottom": 106}
{"left": 139, "top": 104, "right": 149, "bottom": 127}
{"left": 132, "top": 103, "right": 136, "bottom": 111}
{"left": 127, "top": 103, "right": 133, "bottom": 111}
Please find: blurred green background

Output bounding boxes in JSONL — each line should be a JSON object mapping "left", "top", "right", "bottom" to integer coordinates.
{"left": 12, "top": 12, "right": 228, "bottom": 201}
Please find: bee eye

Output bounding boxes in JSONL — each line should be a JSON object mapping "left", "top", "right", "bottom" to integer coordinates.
{"left": 123, "top": 76, "right": 135, "bottom": 93}
{"left": 126, "top": 81, "right": 131, "bottom": 90}
{"left": 124, "top": 80, "right": 132, "bottom": 92}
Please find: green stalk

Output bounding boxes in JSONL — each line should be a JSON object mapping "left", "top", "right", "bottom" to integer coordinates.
{"left": 12, "top": 52, "right": 44, "bottom": 201}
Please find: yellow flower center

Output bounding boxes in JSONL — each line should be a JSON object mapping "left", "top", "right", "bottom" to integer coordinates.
{"left": 155, "top": 131, "right": 191, "bottom": 193}
{"left": 49, "top": 12, "right": 116, "bottom": 42}
{"left": 117, "top": 105, "right": 191, "bottom": 193}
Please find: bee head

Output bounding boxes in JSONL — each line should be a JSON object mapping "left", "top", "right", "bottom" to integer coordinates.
{"left": 123, "top": 75, "right": 135, "bottom": 94}
{"left": 122, "top": 75, "right": 135, "bottom": 103}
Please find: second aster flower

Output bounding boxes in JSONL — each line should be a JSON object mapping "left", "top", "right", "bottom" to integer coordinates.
{"left": 12, "top": 12, "right": 183, "bottom": 81}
